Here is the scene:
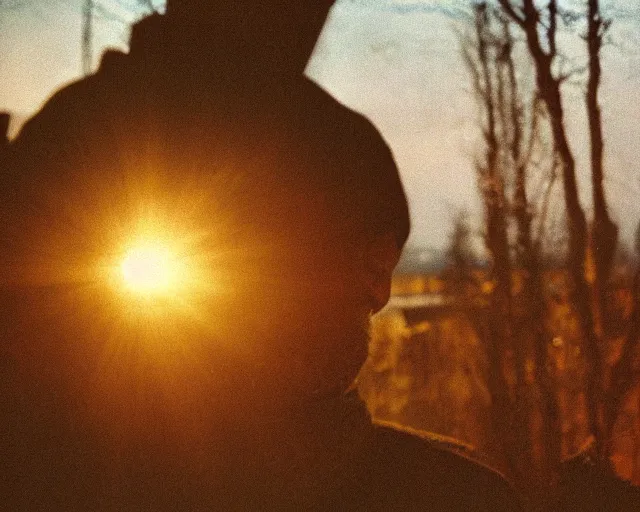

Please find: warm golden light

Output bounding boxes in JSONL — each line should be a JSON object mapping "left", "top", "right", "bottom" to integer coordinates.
{"left": 120, "top": 242, "right": 180, "bottom": 295}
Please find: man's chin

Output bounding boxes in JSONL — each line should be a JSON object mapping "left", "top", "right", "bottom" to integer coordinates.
{"left": 296, "top": 313, "right": 371, "bottom": 399}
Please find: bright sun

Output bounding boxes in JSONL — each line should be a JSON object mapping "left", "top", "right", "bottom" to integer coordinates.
{"left": 120, "top": 242, "right": 179, "bottom": 295}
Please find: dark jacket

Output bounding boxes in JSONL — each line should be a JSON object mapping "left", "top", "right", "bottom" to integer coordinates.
{"left": 2, "top": 360, "right": 521, "bottom": 511}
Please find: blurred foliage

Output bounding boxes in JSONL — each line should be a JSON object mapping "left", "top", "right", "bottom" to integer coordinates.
{"left": 359, "top": 264, "right": 640, "bottom": 486}
{"left": 359, "top": 307, "right": 494, "bottom": 457}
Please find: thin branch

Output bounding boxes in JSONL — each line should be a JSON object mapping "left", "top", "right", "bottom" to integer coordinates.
{"left": 496, "top": 0, "right": 526, "bottom": 28}
{"left": 535, "top": 159, "right": 559, "bottom": 251}
{"left": 548, "top": 0, "right": 558, "bottom": 59}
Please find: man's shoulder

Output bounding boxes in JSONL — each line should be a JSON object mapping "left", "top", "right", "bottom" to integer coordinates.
{"left": 373, "top": 419, "right": 496, "bottom": 470}
{"left": 368, "top": 420, "right": 523, "bottom": 510}
{"left": 15, "top": 51, "right": 129, "bottom": 145}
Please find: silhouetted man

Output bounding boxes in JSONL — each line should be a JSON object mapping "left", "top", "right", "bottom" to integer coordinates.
{"left": 1, "top": 1, "right": 521, "bottom": 509}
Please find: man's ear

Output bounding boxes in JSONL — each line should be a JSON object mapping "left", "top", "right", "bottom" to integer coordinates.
{"left": 361, "top": 232, "right": 402, "bottom": 314}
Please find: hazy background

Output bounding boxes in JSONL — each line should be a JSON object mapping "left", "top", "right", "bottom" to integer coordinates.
{"left": 1, "top": 0, "right": 639, "bottom": 252}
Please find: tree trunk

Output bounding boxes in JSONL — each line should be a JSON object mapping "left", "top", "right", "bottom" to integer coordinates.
{"left": 471, "top": 4, "right": 520, "bottom": 478}
{"left": 501, "top": 18, "right": 562, "bottom": 475}
{"left": 587, "top": 0, "right": 618, "bottom": 339}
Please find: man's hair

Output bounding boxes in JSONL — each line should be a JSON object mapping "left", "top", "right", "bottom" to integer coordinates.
{"left": 163, "top": 0, "right": 335, "bottom": 76}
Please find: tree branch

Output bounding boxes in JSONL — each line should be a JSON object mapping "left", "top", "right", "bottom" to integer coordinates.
{"left": 496, "top": 0, "right": 526, "bottom": 28}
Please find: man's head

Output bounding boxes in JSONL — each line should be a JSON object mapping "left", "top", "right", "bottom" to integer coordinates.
{"left": 205, "top": 101, "right": 409, "bottom": 408}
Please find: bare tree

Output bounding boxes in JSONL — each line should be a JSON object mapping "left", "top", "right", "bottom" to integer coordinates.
{"left": 462, "top": 3, "right": 567, "bottom": 486}
{"left": 445, "top": 212, "right": 477, "bottom": 300}
{"left": 586, "top": 0, "right": 618, "bottom": 337}
{"left": 497, "top": 15, "right": 563, "bottom": 476}
{"left": 462, "top": 2, "right": 520, "bottom": 477}
{"left": 497, "top": 0, "right": 606, "bottom": 459}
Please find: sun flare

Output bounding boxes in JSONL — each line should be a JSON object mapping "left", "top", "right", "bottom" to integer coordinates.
{"left": 120, "top": 242, "right": 182, "bottom": 295}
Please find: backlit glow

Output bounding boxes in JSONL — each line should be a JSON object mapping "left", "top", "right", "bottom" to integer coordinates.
{"left": 120, "top": 242, "right": 181, "bottom": 295}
